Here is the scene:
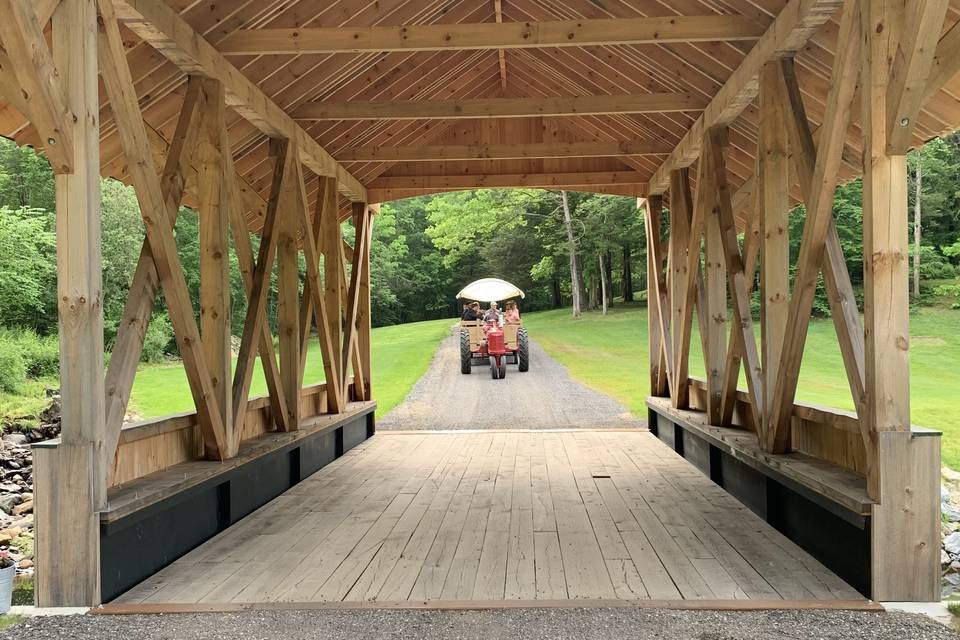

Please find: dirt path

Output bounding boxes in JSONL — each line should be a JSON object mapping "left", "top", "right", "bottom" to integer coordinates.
{"left": 377, "top": 325, "right": 644, "bottom": 430}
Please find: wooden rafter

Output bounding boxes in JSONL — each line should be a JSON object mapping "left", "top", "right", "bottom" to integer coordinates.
{"left": 0, "top": 0, "right": 73, "bottom": 173}
{"left": 494, "top": 0, "right": 507, "bottom": 90}
{"left": 369, "top": 171, "right": 646, "bottom": 190}
{"left": 885, "top": 0, "right": 951, "bottom": 154}
{"left": 335, "top": 140, "right": 672, "bottom": 162}
{"left": 110, "top": 0, "right": 367, "bottom": 202}
{"left": 293, "top": 93, "right": 706, "bottom": 121}
{"left": 217, "top": 15, "right": 766, "bottom": 55}
{"left": 647, "top": 0, "right": 845, "bottom": 195}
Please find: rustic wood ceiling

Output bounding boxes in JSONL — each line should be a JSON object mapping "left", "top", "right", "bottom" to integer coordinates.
{"left": 2, "top": 0, "right": 960, "bottom": 228}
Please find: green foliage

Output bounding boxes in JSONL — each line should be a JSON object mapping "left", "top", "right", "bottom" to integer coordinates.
{"left": 141, "top": 312, "right": 176, "bottom": 363}
{"left": 934, "top": 284, "right": 960, "bottom": 309}
{"left": 0, "top": 207, "right": 56, "bottom": 331}
{"left": 0, "top": 333, "right": 27, "bottom": 393}
{"left": 11, "top": 329, "right": 59, "bottom": 378}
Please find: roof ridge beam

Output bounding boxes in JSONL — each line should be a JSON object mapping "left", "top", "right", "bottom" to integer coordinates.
{"left": 368, "top": 171, "right": 647, "bottom": 190}
{"left": 648, "top": 0, "right": 845, "bottom": 195}
{"left": 217, "top": 15, "right": 765, "bottom": 55}
{"left": 110, "top": 0, "right": 366, "bottom": 202}
{"left": 294, "top": 93, "right": 706, "bottom": 121}
{"left": 336, "top": 139, "right": 673, "bottom": 162}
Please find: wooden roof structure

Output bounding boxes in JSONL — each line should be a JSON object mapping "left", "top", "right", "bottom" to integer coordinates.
{"left": 4, "top": 0, "right": 960, "bottom": 229}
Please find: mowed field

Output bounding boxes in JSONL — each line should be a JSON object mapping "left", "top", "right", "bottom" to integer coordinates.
{"left": 129, "top": 317, "right": 452, "bottom": 420}
{"left": 523, "top": 304, "right": 960, "bottom": 469}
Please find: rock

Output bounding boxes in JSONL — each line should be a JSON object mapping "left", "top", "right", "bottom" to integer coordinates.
{"left": 943, "top": 549, "right": 951, "bottom": 567}
{"left": 1, "top": 433, "right": 27, "bottom": 447}
{"left": 11, "top": 501, "right": 32, "bottom": 516}
{"left": 943, "top": 484, "right": 951, "bottom": 503}
{"left": 2, "top": 528, "right": 22, "bottom": 539}
{"left": 19, "top": 493, "right": 31, "bottom": 502}
{"left": 944, "top": 466, "right": 960, "bottom": 482}
{"left": 0, "top": 494, "right": 20, "bottom": 515}
{"left": 12, "top": 515, "right": 33, "bottom": 529}
{"left": 0, "top": 533, "right": 11, "bottom": 547}
{"left": 942, "top": 502, "right": 960, "bottom": 522}
{"left": 17, "top": 558, "right": 31, "bottom": 569}
{"left": 943, "top": 531, "right": 960, "bottom": 555}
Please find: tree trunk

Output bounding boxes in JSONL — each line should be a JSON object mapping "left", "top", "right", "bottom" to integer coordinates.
{"left": 604, "top": 250, "right": 613, "bottom": 305}
{"left": 551, "top": 277, "right": 562, "bottom": 308}
{"left": 599, "top": 253, "right": 609, "bottom": 315}
{"left": 561, "top": 190, "right": 583, "bottom": 318}
{"left": 913, "top": 149, "right": 922, "bottom": 298}
{"left": 622, "top": 244, "right": 633, "bottom": 302}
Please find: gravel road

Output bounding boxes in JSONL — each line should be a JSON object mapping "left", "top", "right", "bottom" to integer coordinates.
{"left": 5, "top": 607, "right": 958, "bottom": 639}
{"left": 377, "top": 325, "right": 644, "bottom": 431}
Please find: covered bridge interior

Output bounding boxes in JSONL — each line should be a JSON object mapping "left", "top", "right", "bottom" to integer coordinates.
{"left": 0, "top": 0, "right": 955, "bottom": 608}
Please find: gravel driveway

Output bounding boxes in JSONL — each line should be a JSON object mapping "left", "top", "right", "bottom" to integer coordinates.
{"left": 377, "top": 325, "right": 644, "bottom": 430}
{"left": 4, "top": 607, "right": 959, "bottom": 639}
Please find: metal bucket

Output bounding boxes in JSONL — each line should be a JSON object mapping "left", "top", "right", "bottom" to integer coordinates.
{"left": 0, "top": 564, "right": 14, "bottom": 614}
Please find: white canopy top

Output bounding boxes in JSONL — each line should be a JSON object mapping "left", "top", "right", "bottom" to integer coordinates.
{"left": 456, "top": 278, "right": 525, "bottom": 302}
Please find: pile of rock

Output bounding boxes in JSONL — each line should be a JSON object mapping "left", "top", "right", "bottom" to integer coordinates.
{"left": 941, "top": 467, "right": 960, "bottom": 597}
{"left": 0, "top": 389, "right": 62, "bottom": 578}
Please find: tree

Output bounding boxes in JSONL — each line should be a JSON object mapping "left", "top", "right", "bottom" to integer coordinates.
{"left": 560, "top": 191, "right": 583, "bottom": 318}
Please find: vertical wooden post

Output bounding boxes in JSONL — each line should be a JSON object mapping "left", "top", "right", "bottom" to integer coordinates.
{"left": 197, "top": 78, "right": 232, "bottom": 451}
{"left": 320, "top": 180, "right": 344, "bottom": 394}
{"left": 758, "top": 62, "right": 790, "bottom": 439}
{"left": 862, "top": 0, "right": 938, "bottom": 601}
{"left": 354, "top": 203, "right": 374, "bottom": 400}
{"left": 644, "top": 196, "right": 668, "bottom": 397}
{"left": 36, "top": 0, "right": 103, "bottom": 607}
{"left": 668, "top": 169, "right": 692, "bottom": 408}
{"left": 276, "top": 145, "right": 301, "bottom": 428}
{"left": 704, "top": 202, "right": 727, "bottom": 425}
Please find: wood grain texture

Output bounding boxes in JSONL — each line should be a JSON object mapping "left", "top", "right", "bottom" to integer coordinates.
{"left": 112, "top": 431, "right": 862, "bottom": 605}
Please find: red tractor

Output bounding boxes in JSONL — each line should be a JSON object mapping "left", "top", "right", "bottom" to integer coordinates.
{"left": 457, "top": 278, "right": 530, "bottom": 380}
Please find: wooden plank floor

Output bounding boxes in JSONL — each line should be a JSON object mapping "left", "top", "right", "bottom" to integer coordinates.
{"left": 116, "top": 431, "right": 862, "bottom": 604}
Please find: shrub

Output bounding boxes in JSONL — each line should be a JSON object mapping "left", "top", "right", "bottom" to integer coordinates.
{"left": 141, "top": 311, "right": 175, "bottom": 363}
{"left": 14, "top": 329, "right": 59, "bottom": 377}
{"left": 933, "top": 283, "right": 960, "bottom": 309}
{"left": 0, "top": 333, "right": 27, "bottom": 393}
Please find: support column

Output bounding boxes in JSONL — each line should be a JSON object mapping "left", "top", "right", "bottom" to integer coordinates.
{"left": 861, "top": 0, "right": 938, "bottom": 601}
{"left": 758, "top": 62, "right": 790, "bottom": 438}
{"left": 668, "top": 170, "right": 692, "bottom": 409}
{"left": 197, "top": 78, "right": 232, "bottom": 451}
{"left": 276, "top": 145, "right": 301, "bottom": 428}
{"left": 644, "top": 196, "right": 668, "bottom": 397}
{"left": 354, "top": 203, "right": 373, "bottom": 401}
{"left": 320, "top": 179, "right": 344, "bottom": 393}
{"left": 36, "top": 0, "right": 103, "bottom": 607}
{"left": 704, "top": 206, "right": 727, "bottom": 424}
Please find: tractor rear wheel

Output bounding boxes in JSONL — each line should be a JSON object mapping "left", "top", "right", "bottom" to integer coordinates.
{"left": 460, "top": 331, "right": 472, "bottom": 374}
{"left": 490, "top": 358, "right": 499, "bottom": 379}
{"left": 517, "top": 328, "right": 530, "bottom": 372}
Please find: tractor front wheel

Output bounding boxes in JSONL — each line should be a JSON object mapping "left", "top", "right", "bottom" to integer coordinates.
{"left": 460, "top": 331, "right": 472, "bottom": 374}
{"left": 517, "top": 328, "right": 530, "bottom": 372}
{"left": 490, "top": 358, "right": 499, "bottom": 379}
{"left": 498, "top": 360, "right": 507, "bottom": 378}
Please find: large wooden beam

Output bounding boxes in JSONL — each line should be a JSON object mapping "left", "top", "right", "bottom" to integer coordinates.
{"left": 217, "top": 15, "right": 765, "bottom": 55}
{"left": 98, "top": 1, "right": 229, "bottom": 460}
{"left": 668, "top": 169, "right": 694, "bottom": 409}
{"left": 766, "top": 0, "right": 860, "bottom": 454}
{"left": 277, "top": 143, "right": 301, "bottom": 429}
{"left": 885, "top": 0, "right": 950, "bottom": 154}
{"left": 0, "top": 0, "right": 74, "bottom": 173}
{"left": 647, "top": 0, "right": 845, "bottom": 195}
{"left": 369, "top": 171, "right": 647, "bottom": 191}
{"left": 36, "top": 0, "right": 102, "bottom": 608}
{"left": 293, "top": 93, "right": 706, "bottom": 121}
{"left": 110, "top": 0, "right": 367, "bottom": 202}
{"left": 703, "top": 172, "right": 727, "bottom": 425}
{"left": 335, "top": 140, "right": 673, "bottom": 162}
{"left": 758, "top": 63, "right": 790, "bottom": 438}
{"left": 196, "top": 78, "right": 232, "bottom": 449}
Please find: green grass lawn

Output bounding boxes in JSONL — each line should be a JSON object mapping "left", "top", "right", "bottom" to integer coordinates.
{"left": 524, "top": 303, "right": 960, "bottom": 468}
{"left": 128, "top": 317, "right": 452, "bottom": 419}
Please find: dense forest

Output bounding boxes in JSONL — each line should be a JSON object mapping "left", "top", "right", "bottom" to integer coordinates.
{"left": 1, "top": 133, "right": 960, "bottom": 394}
